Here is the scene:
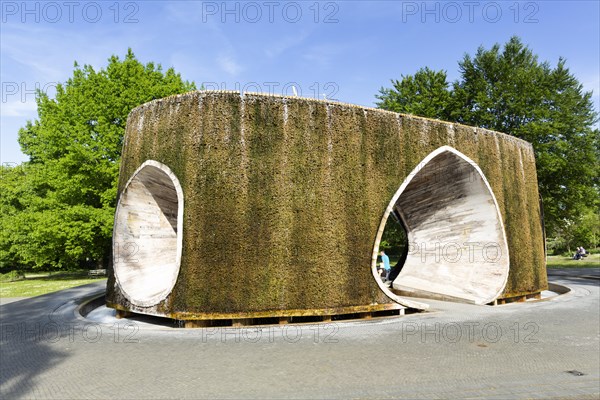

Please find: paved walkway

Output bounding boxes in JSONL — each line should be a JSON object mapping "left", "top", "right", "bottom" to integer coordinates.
{"left": 0, "top": 297, "right": 28, "bottom": 306}
{"left": 1, "top": 269, "right": 598, "bottom": 399}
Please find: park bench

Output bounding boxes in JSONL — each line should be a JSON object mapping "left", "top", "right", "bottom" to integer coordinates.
{"left": 88, "top": 269, "right": 107, "bottom": 277}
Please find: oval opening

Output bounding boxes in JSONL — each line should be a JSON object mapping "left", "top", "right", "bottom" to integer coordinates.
{"left": 113, "top": 160, "right": 184, "bottom": 307}
{"left": 373, "top": 146, "right": 509, "bottom": 305}
{"left": 375, "top": 212, "right": 409, "bottom": 287}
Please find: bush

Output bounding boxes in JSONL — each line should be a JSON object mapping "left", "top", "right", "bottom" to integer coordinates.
{"left": 0, "top": 270, "right": 25, "bottom": 282}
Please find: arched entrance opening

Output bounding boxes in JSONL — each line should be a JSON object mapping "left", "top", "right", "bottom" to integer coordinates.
{"left": 373, "top": 146, "right": 509, "bottom": 305}
{"left": 376, "top": 210, "right": 409, "bottom": 286}
{"left": 113, "top": 160, "right": 184, "bottom": 307}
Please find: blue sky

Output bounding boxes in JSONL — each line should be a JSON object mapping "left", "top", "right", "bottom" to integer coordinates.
{"left": 1, "top": 0, "right": 599, "bottom": 164}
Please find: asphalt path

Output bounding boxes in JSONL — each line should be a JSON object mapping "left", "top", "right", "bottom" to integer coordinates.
{"left": 1, "top": 268, "right": 598, "bottom": 399}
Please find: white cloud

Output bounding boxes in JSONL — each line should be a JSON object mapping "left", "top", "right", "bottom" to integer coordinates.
{"left": 0, "top": 26, "right": 66, "bottom": 81}
{"left": 0, "top": 99, "right": 38, "bottom": 117}
{"left": 0, "top": 24, "right": 145, "bottom": 84}
{"left": 217, "top": 54, "right": 243, "bottom": 76}
{"left": 264, "top": 31, "right": 312, "bottom": 59}
{"left": 163, "top": 2, "right": 206, "bottom": 24}
{"left": 302, "top": 43, "right": 350, "bottom": 69}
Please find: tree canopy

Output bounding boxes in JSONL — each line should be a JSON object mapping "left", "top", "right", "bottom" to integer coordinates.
{"left": 376, "top": 67, "right": 452, "bottom": 120}
{"left": 377, "top": 37, "right": 599, "bottom": 248}
{"left": 0, "top": 50, "right": 195, "bottom": 270}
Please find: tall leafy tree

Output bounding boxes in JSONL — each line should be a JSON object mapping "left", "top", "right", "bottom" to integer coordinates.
{"left": 377, "top": 37, "right": 599, "bottom": 241}
{"left": 0, "top": 50, "right": 195, "bottom": 270}
{"left": 376, "top": 67, "right": 451, "bottom": 120}
{"left": 452, "top": 37, "right": 598, "bottom": 237}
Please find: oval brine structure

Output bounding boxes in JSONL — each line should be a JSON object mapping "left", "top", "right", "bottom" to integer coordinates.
{"left": 106, "top": 92, "right": 547, "bottom": 320}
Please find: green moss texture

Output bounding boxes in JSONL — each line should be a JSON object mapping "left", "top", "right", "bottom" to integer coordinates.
{"left": 106, "top": 91, "right": 547, "bottom": 317}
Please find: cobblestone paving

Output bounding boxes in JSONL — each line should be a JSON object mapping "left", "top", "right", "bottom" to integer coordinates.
{"left": 1, "top": 269, "right": 598, "bottom": 399}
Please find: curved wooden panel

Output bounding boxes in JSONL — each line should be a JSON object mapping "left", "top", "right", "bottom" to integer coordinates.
{"left": 385, "top": 147, "right": 509, "bottom": 304}
{"left": 112, "top": 160, "right": 184, "bottom": 307}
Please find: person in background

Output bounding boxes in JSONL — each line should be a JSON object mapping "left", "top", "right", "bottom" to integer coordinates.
{"left": 573, "top": 247, "right": 584, "bottom": 260}
{"left": 380, "top": 250, "right": 391, "bottom": 282}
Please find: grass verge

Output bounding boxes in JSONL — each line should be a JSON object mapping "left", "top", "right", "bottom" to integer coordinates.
{"left": 546, "top": 253, "right": 599, "bottom": 269}
{"left": 0, "top": 270, "right": 106, "bottom": 298}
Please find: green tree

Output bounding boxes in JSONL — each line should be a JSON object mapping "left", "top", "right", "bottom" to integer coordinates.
{"left": 551, "top": 207, "right": 600, "bottom": 254}
{"left": 572, "top": 208, "right": 600, "bottom": 250}
{"left": 377, "top": 37, "right": 599, "bottom": 240}
{"left": 379, "top": 213, "right": 407, "bottom": 256}
{"left": 452, "top": 37, "right": 598, "bottom": 236}
{"left": 376, "top": 67, "right": 451, "bottom": 120}
{"left": 0, "top": 50, "right": 195, "bottom": 270}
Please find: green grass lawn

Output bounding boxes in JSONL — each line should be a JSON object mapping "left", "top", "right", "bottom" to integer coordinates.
{"left": 0, "top": 270, "right": 106, "bottom": 298}
{"left": 546, "top": 253, "right": 599, "bottom": 269}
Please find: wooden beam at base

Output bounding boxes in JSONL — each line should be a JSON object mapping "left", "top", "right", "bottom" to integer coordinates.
{"left": 494, "top": 292, "right": 542, "bottom": 305}
{"left": 360, "top": 312, "right": 372, "bottom": 319}
{"left": 184, "top": 320, "right": 211, "bottom": 328}
{"left": 232, "top": 318, "right": 253, "bottom": 327}
{"left": 168, "top": 302, "right": 407, "bottom": 321}
{"left": 115, "top": 310, "right": 132, "bottom": 319}
{"left": 108, "top": 301, "right": 411, "bottom": 328}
